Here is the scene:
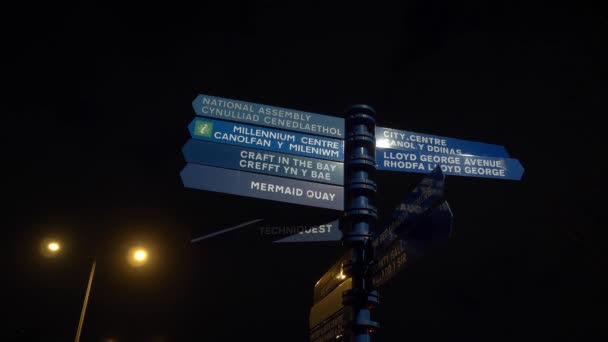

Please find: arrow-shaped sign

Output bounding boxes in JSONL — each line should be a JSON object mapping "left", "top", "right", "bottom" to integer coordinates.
{"left": 180, "top": 164, "right": 344, "bottom": 210}
{"left": 376, "top": 149, "right": 524, "bottom": 181}
{"left": 183, "top": 139, "right": 344, "bottom": 185}
{"left": 192, "top": 94, "right": 345, "bottom": 139}
{"left": 188, "top": 118, "right": 344, "bottom": 162}
{"left": 376, "top": 126, "right": 510, "bottom": 157}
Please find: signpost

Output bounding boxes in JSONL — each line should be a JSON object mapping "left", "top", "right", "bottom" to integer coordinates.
{"left": 181, "top": 94, "right": 346, "bottom": 212}
{"left": 181, "top": 93, "right": 525, "bottom": 342}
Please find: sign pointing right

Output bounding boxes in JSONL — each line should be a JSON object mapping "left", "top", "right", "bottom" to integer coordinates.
{"left": 376, "top": 126, "right": 510, "bottom": 157}
{"left": 376, "top": 149, "right": 524, "bottom": 180}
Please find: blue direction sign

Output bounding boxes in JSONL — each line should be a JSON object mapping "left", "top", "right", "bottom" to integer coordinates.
{"left": 182, "top": 140, "right": 344, "bottom": 186}
{"left": 192, "top": 94, "right": 345, "bottom": 139}
{"left": 376, "top": 126, "right": 510, "bottom": 158}
{"left": 377, "top": 149, "right": 524, "bottom": 180}
{"left": 373, "top": 165, "right": 445, "bottom": 253}
{"left": 188, "top": 118, "right": 344, "bottom": 162}
{"left": 180, "top": 164, "right": 344, "bottom": 210}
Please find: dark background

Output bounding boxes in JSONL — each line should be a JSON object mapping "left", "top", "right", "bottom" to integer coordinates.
{"left": 3, "top": 1, "right": 605, "bottom": 341}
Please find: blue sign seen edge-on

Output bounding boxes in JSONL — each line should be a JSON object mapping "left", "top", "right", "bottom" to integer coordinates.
{"left": 405, "top": 201, "right": 454, "bottom": 246}
{"left": 182, "top": 139, "right": 344, "bottom": 186}
{"left": 372, "top": 201, "right": 454, "bottom": 288}
{"left": 373, "top": 165, "right": 445, "bottom": 253}
{"left": 180, "top": 164, "right": 344, "bottom": 210}
{"left": 192, "top": 94, "right": 345, "bottom": 139}
{"left": 188, "top": 118, "right": 344, "bottom": 162}
{"left": 376, "top": 126, "right": 510, "bottom": 158}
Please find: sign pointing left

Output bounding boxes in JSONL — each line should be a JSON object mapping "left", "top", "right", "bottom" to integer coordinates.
{"left": 180, "top": 164, "right": 344, "bottom": 210}
{"left": 182, "top": 139, "right": 344, "bottom": 185}
{"left": 192, "top": 94, "right": 345, "bottom": 139}
{"left": 188, "top": 118, "right": 344, "bottom": 162}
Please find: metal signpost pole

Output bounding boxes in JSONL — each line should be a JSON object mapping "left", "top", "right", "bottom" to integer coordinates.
{"left": 341, "top": 105, "right": 379, "bottom": 342}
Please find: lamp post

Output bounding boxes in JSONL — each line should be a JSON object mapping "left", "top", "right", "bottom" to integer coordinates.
{"left": 43, "top": 239, "right": 149, "bottom": 342}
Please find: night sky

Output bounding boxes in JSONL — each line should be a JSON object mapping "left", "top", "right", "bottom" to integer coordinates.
{"left": 4, "top": 1, "right": 605, "bottom": 341}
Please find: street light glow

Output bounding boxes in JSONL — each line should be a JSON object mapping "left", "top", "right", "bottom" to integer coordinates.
{"left": 134, "top": 249, "right": 147, "bottom": 261}
{"left": 127, "top": 246, "right": 149, "bottom": 267}
{"left": 41, "top": 238, "right": 62, "bottom": 258}
{"left": 48, "top": 242, "right": 60, "bottom": 252}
